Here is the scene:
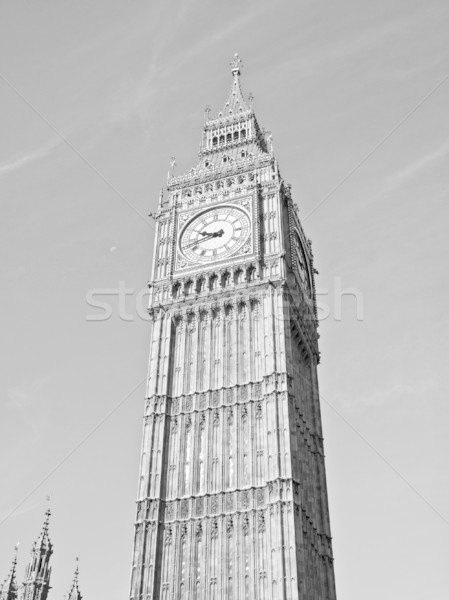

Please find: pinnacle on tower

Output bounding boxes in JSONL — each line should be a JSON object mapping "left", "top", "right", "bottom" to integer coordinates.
{"left": 38, "top": 509, "right": 51, "bottom": 548}
{"left": 217, "top": 52, "right": 251, "bottom": 119}
{"left": 197, "top": 53, "right": 269, "bottom": 161}
{"left": 21, "top": 510, "right": 53, "bottom": 600}
{"left": 65, "top": 559, "right": 82, "bottom": 600}
{"left": 230, "top": 51, "right": 242, "bottom": 76}
{"left": 0, "top": 553, "right": 18, "bottom": 600}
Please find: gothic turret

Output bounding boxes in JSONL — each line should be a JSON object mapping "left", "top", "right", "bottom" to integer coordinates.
{"left": 20, "top": 510, "right": 52, "bottom": 600}
{"left": 198, "top": 53, "right": 269, "bottom": 167}
{"left": 0, "top": 553, "right": 18, "bottom": 600}
{"left": 65, "top": 561, "right": 82, "bottom": 600}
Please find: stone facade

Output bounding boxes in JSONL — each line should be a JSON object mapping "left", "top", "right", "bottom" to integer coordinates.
{"left": 129, "top": 55, "right": 337, "bottom": 600}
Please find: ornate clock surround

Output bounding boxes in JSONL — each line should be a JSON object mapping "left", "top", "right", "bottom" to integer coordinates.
{"left": 174, "top": 193, "right": 257, "bottom": 274}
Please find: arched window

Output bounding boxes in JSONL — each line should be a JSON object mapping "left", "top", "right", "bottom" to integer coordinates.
{"left": 219, "top": 135, "right": 225, "bottom": 144}
{"left": 226, "top": 132, "right": 232, "bottom": 142}
{"left": 209, "top": 274, "right": 218, "bottom": 291}
{"left": 221, "top": 271, "right": 231, "bottom": 287}
{"left": 241, "top": 129, "right": 246, "bottom": 139}
{"left": 196, "top": 278, "right": 205, "bottom": 293}
{"left": 233, "top": 131, "right": 239, "bottom": 141}
{"left": 212, "top": 137, "right": 218, "bottom": 147}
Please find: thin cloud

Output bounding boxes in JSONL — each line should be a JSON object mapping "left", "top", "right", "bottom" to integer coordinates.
{"left": 7, "top": 375, "right": 51, "bottom": 411}
{"left": 0, "top": 137, "right": 63, "bottom": 177}
{"left": 274, "top": 14, "right": 416, "bottom": 78}
{"left": 107, "top": 6, "right": 267, "bottom": 127}
{"left": 107, "top": 61, "right": 159, "bottom": 126}
{"left": 335, "top": 377, "right": 439, "bottom": 413}
{"left": 386, "top": 140, "right": 449, "bottom": 191}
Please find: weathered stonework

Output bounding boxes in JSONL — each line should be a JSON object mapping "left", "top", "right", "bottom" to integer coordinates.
{"left": 129, "top": 54, "right": 337, "bottom": 600}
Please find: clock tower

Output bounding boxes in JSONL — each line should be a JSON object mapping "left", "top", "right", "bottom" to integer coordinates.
{"left": 129, "top": 54, "right": 337, "bottom": 600}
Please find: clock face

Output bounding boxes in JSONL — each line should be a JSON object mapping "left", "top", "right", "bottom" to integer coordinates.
{"left": 294, "top": 232, "right": 311, "bottom": 293}
{"left": 180, "top": 205, "right": 251, "bottom": 264}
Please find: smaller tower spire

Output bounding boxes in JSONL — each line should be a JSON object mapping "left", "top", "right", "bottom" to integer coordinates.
{"left": 66, "top": 559, "right": 82, "bottom": 600}
{"left": 167, "top": 156, "right": 176, "bottom": 183}
{"left": 0, "top": 551, "right": 19, "bottom": 600}
{"left": 218, "top": 52, "right": 251, "bottom": 118}
{"left": 42, "top": 509, "right": 51, "bottom": 537}
{"left": 21, "top": 509, "right": 53, "bottom": 600}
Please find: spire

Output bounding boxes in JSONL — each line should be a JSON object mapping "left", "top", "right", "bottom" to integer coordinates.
{"left": 32, "top": 508, "right": 52, "bottom": 557}
{"left": 66, "top": 559, "right": 82, "bottom": 600}
{"left": 169, "top": 53, "right": 269, "bottom": 182}
{"left": 38, "top": 509, "right": 51, "bottom": 549}
{"left": 217, "top": 53, "right": 251, "bottom": 118}
{"left": 21, "top": 510, "right": 53, "bottom": 600}
{"left": 194, "top": 53, "right": 269, "bottom": 162}
{"left": 0, "top": 552, "right": 18, "bottom": 600}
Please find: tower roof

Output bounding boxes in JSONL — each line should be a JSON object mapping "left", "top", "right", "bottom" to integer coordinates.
{"left": 22, "top": 508, "right": 53, "bottom": 592}
{"left": 33, "top": 508, "right": 52, "bottom": 553}
{"left": 0, "top": 553, "right": 18, "bottom": 600}
{"left": 66, "top": 560, "right": 82, "bottom": 600}
{"left": 214, "top": 53, "right": 252, "bottom": 120}
{"left": 167, "top": 53, "right": 270, "bottom": 189}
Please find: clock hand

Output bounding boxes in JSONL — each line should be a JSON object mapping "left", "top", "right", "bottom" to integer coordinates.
{"left": 200, "top": 229, "right": 224, "bottom": 237}
{"left": 183, "top": 232, "right": 215, "bottom": 249}
{"left": 183, "top": 229, "right": 224, "bottom": 250}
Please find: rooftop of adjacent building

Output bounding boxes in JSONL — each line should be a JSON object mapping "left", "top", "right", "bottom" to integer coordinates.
{"left": 65, "top": 560, "right": 82, "bottom": 600}
{"left": 0, "top": 512, "right": 83, "bottom": 600}
{"left": 0, "top": 552, "right": 18, "bottom": 599}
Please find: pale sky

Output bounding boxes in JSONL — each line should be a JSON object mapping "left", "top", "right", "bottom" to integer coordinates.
{"left": 1, "top": 2, "right": 448, "bottom": 599}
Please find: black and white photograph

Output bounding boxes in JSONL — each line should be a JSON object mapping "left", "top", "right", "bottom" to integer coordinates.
{"left": 1, "top": 2, "right": 447, "bottom": 599}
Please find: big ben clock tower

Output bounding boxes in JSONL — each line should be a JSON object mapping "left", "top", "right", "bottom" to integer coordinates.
{"left": 129, "top": 54, "right": 337, "bottom": 600}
